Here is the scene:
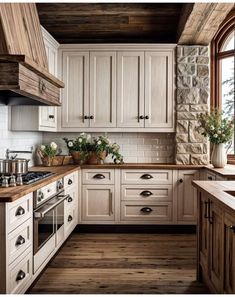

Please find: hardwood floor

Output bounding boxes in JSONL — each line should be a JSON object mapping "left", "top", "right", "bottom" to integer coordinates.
{"left": 29, "top": 233, "right": 209, "bottom": 294}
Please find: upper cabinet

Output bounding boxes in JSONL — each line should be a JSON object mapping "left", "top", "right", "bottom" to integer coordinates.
{"left": 11, "top": 27, "right": 59, "bottom": 132}
{"left": 58, "top": 44, "right": 175, "bottom": 132}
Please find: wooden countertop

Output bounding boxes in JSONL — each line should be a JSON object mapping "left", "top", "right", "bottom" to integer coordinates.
{"left": 81, "top": 163, "right": 204, "bottom": 169}
{"left": 192, "top": 180, "right": 235, "bottom": 211}
{"left": 205, "top": 164, "right": 235, "bottom": 178}
{"left": 0, "top": 165, "right": 80, "bottom": 203}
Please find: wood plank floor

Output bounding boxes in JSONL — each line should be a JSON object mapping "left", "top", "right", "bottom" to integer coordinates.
{"left": 29, "top": 233, "right": 209, "bottom": 294}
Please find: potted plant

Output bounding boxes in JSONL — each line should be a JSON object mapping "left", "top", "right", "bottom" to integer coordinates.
{"left": 63, "top": 133, "right": 91, "bottom": 164}
{"left": 197, "top": 110, "right": 234, "bottom": 168}
{"left": 87, "top": 135, "right": 123, "bottom": 165}
{"left": 38, "top": 142, "right": 59, "bottom": 166}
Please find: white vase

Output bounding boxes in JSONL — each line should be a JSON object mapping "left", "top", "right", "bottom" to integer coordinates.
{"left": 211, "top": 143, "right": 227, "bottom": 168}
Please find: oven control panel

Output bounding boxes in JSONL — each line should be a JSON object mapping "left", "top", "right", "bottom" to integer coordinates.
{"left": 34, "top": 181, "right": 58, "bottom": 208}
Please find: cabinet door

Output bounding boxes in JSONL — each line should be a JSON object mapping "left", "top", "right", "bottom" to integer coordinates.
{"left": 82, "top": 185, "right": 114, "bottom": 222}
{"left": 90, "top": 52, "right": 116, "bottom": 127}
{"left": 198, "top": 193, "right": 210, "bottom": 273}
{"left": 61, "top": 51, "right": 89, "bottom": 128}
{"left": 117, "top": 51, "right": 144, "bottom": 127}
{"left": 177, "top": 170, "right": 199, "bottom": 223}
{"left": 223, "top": 212, "right": 235, "bottom": 293}
{"left": 145, "top": 51, "right": 174, "bottom": 129}
{"left": 209, "top": 201, "right": 223, "bottom": 293}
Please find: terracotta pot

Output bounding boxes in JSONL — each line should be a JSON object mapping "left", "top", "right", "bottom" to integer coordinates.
{"left": 87, "top": 151, "right": 107, "bottom": 165}
{"left": 71, "top": 151, "right": 87, "bottom": 165}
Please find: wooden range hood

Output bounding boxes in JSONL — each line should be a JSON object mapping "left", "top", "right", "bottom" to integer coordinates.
{"left": 0, "top": 3, "right": 64, "bottom": 106}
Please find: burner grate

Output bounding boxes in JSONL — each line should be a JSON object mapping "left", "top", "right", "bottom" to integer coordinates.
{"left": 22, "top": 171, "right": 54, "bottom": 185}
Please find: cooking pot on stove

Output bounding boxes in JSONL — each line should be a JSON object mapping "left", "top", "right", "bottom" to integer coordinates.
{"left": 0, "top": 158, "right": 30, "bottom": 175}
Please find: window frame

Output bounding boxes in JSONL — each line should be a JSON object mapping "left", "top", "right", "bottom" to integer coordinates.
{"left": 211, "top": 11, "right": 235, "bottom": 162}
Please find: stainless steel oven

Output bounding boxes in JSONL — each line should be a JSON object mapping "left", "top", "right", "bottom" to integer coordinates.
{"left": 33, "top": 191, "right": 69, "bottom": 254}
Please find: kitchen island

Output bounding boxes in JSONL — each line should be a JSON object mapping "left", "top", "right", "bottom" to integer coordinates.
{"left": 193, "top": 180, "right": 235, "bottom": 294}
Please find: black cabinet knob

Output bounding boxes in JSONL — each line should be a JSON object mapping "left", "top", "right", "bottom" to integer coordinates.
{"left": 67, "top": 196, "right": 73, "bottom": 203}
{"left": 140, "top": 190, "right": 153, "bottom": 197}
{"left": 139, "top": 115, "right": 144, "bottom": 120}
{"left": 140, "top": 207, "right": 153, "bottom": 213}
{"left": 90, "top": 115, "right": 94, "bottom": 119}
{"left": 68, "top": 179, "right": 73, "bottom": 185}
{"left": 15, "top": 206, "right": 25, "bottom": 217}
{"left": 208, "top": 176, "right": 213, "bottom": 180}
{"left": 16, "top": 270, "right": 26, "bottom": 281}
{"left": 93, "top": 174, "right": 105, "bottom": 179}
{"left": 179, "top": 179, "right": 183, "bottom": 183}
{"left": 15, "top": 235, "right": 26, "bottom": 246}
{"left": 145, "top": 115, "right": 149, "bottom": 119}
{"left": 68, "top": 215, "right": 73, "bottom": 222}
{"left": 48, "top": 115, "right": 55, "bottom": 119}
{"left": 141, "top": 174, "right": 153, "bottom": 180}
{"left": 84, "top": 115, "right": 89, "bottom": 119}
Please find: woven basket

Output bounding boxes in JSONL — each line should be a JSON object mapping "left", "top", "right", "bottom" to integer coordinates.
{"left": 41, "top": 155, "right": 72, "bottom": 167}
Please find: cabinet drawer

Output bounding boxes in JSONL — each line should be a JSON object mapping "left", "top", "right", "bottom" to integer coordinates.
{"left": 121, "top": 185, "right": 172, "bottom": 202}
{"left": 8, "top": 249, "right": 32, "bottom": 294}
{"left": 64, "top": 171, "right": 78, "bottom": 189}
{"left": 121, "top": 202, "right": 172, "bottom": 222}
{"left": 6, "top": 193, "right": 33, "bottom": 233}
{"left": 8, "top": 219, "right": 32, "bottom": 265}
{"left": 82, "top": 169, "right": 115, "bottom": 184}
{"left": 121, "top": 170, "right": 173, "bottom": 185}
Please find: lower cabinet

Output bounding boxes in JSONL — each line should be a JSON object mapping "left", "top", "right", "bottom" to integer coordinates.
{"left": 198, "top": 191, "right": 235, "bottom": 293}
{"left": 82, "top": 185, "right": 115, "bottom": 222}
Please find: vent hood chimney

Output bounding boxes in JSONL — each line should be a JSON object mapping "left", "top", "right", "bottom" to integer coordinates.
{"left": 0, "top": 3, "right": 64, "bottom": 106}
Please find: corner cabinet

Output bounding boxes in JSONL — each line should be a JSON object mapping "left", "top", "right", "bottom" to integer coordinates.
{"left": 11, "top": 27, "right": 59, "bottom": 132}
{"left": 57, "top": 44, "right": 175, "bottom": 132}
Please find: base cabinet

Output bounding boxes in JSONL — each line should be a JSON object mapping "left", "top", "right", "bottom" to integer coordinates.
{"left": 198, "top": 191, "right": 235, "bottom": 293}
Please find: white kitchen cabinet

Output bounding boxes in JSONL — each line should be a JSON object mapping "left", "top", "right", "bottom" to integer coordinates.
{"left": 11, "top": 27, "right": 59, "bottom": 131}
{"left": 117, "top": 51, "right": 145, "bottom": 128}
{"left": 90, "top": 51, "right": 116, "bottom": 128}
{"left": 177, "top": 170, "right": 199, "bottom": 224}
{"left": 145, "top": 51, "right": 174, "bottom": 129}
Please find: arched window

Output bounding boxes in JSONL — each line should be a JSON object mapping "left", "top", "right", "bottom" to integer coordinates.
{"left": 211, "top": 11, "right": 235, "bottom": 156}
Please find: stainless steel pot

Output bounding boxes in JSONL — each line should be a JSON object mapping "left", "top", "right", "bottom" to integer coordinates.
{"left": 0, "top": 158, "right": 30, "bottom": 174}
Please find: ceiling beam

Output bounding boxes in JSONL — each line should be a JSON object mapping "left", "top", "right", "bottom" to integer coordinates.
{"left": 178, "top": 3, "right": 234, "bottom": 45}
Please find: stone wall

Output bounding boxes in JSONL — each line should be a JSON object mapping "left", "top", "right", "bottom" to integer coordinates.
{"left": 175, "top": 46, "right": 209, "bottom": 165}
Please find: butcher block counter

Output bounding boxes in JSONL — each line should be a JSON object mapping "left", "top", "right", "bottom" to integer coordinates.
{"left": 0, "top": 165, "right": 80, "bottom": 202}
{"left": 81, "top": 163, "right": 204, "bottom": 169}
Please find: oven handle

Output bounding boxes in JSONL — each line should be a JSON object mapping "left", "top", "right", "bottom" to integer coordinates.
{"left": 34, "top": 194, "right": 69, "bottom": 218}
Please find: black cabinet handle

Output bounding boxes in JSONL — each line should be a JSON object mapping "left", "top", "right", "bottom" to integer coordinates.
{"left": 230, "top": 226, "right": 235, "bottom": 232}
{"left": 93, "top": 174, "right": 105, "bottom": 179}
{"left": 141, "top": 174, "right": 153, "bottom": 180}
{"left": 68, "top": 179, "right": 73, "bottom": 185}
{"left": 90, "top": 115, "right": 94, "bottom": 119}
{"left": 204, "top": 201, "right": 209, "bottom": 219}
{"left": 48, "top": 115, "right": 55, "bottom": 119}
{"left": 68, "top": 215, "right": 73, "bottom": 222}
{"left": 145, "top": 115, "right": 149, "bottom": 120}
{"left": 140, "top": 207, "right": 153, "bottom": 213}
{"left": 139, "top": 115, "right": 144, "bottom": 120}
{"left": 15, "top": 206, "right": 25, "bottom": 217}
{"left": 67, "top": 196, "right": 73, "bottom": 203}
{"left": 140, "top": 190, "right": 153, "bottom": 197}
{"left": 179, "top": 179, "right": 183, "bottom": 183}
{"left": 84, "top": 115, "right": 89, "bottom": 119}
{"left": 16, "top": 270, "right": 26, "bottom": 281}
{"left": 15, "top": 235, "right": 26, "bottom": 246}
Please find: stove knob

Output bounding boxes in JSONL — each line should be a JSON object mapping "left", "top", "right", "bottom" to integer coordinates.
{"left": 38, "top": 191, "right": 44, "bottom": 202}
{"left": 57, "top": 181, "right": 64, "bottom": 190}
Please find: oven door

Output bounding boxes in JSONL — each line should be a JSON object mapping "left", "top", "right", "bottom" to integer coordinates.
{"left": 33, "top": 193, "right": 69, "bottom": 255}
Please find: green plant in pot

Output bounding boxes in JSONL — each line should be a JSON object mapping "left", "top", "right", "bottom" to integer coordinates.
{"left": 63, "top": 133, "right": 91, "bottom": 165}
{"left": 87, "top": 135, "right": 124, "bottom": 165}
{"left": 197, "top": 110, "right": 234, "bottom": 168}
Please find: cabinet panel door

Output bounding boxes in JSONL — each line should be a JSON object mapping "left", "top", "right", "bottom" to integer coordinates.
{"left": 177, "top": 170, "right": 199, "bottom": 223}
{"left": 117, "top": 51, "right": 144, "bottom": 127}
{"left": 61, "top": 51, "right": 89, "bottom": 128}
{"left": 209, "top": 201, "right": 223, "bottom": 293}
{"left": 82, "top": 185, "right": 115, "bottom": 221}
{"left": 223, "top": 212, "right": 235, "bottom": 293}
{"left": 145, "top": 51, "right": 174, "bottom": 128}
{"left": 90, "top": 52, "right": 116, "bottom": 127}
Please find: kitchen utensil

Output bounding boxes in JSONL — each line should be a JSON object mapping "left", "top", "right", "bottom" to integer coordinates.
{"left": 16, "top": 174, "right": 23, "bottom": 186}
{"left": 9, "top": 175, "right": 16, "bottom": 187}
{"left": 1, "top": 176, "right": 9, "bottom": 188}
{"left": 0, "top": 158, "right": 30, "bottom": 175}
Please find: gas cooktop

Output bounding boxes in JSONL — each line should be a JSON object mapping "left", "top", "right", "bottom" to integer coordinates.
{"left": 22, "top": 171, "right": 54, "bottom": 185}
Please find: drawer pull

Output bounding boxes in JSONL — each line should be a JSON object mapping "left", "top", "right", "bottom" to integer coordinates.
{"left": 68, "top": 215, "right": 73, "bottom": 222}
{"left": 16, "top": 270, "right": 26, "bottom": 281}
{"left": 49, "top": 114, "right": 55, "bottom": 119}
{"left": 179, "top": 179, "right": 183, "bottom": 183}
{"left": 208, "top": 176, "right": 213, "bottom": 180}
{"left": 67, "top": 196, "right": 73, "bottom": 203}
{"left": 140, "top": 190, "right": 153, "bottom": 197}
{"left": 15, "top": 235, "right": 26, "bottom": 246}
{"left": 139, "top": 115, "right": 144, "bottom": 120}
{"left": 93, "top": 174, "right": 105, "bottom": 179}
{"left": 141, "top": 174, "right": 153, "bottom": 180}
{"left": 15, "top": 206, "right": 25, "bottom": 217}
{"left": 140, "top": 207, "right": 153, "bottom": 213}
{"left": 68, "top": 179, "right": 73, "bottom": 185}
